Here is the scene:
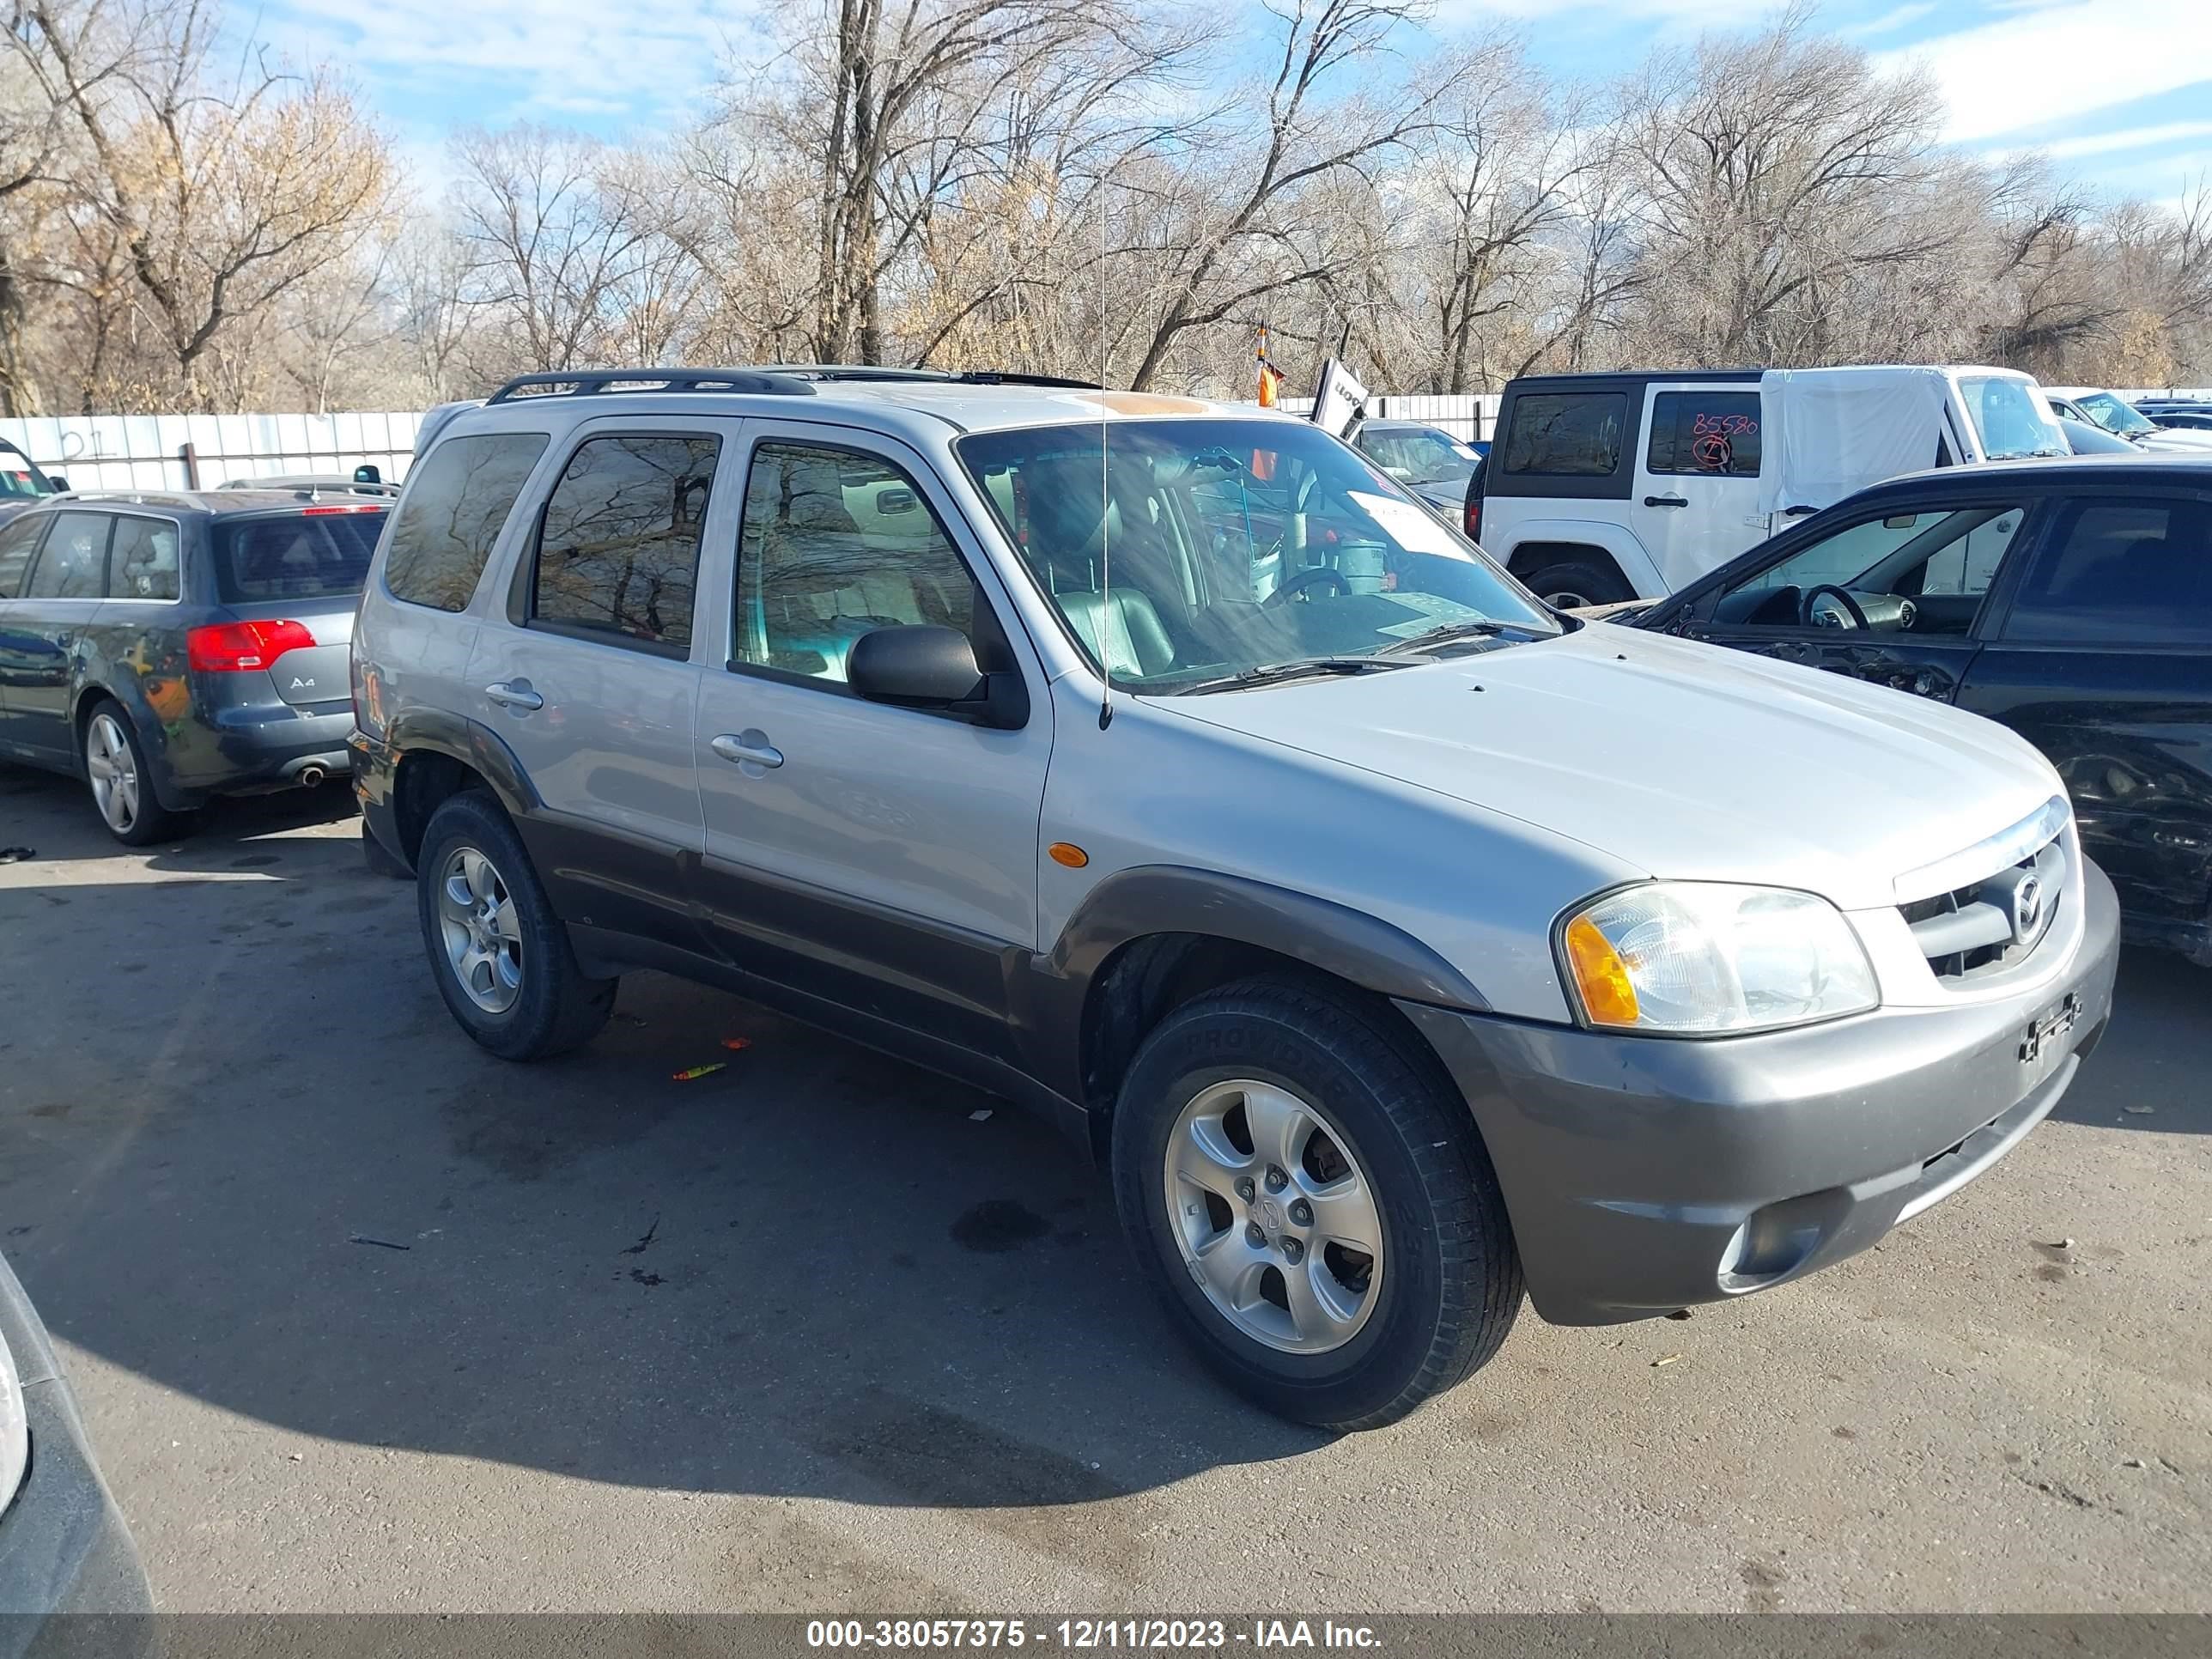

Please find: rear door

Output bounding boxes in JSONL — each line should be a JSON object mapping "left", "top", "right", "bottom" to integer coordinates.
{"left": 5, "top": 510, "right": 112, "bottom": 759}
{"left": 1672, "top": 489, "right": 2037, "bottom": 703}
{"left": 465, "top": 419, "right": 725, "bottom": 944}
{"left": 1631, "top": 383, "right": 1768, "bottom": 590}
{"left": 1962, "top": 490, "right": 2212, "bottom": 933}
{"left": 0, "top": 513, "right": 50, "bottom": 752}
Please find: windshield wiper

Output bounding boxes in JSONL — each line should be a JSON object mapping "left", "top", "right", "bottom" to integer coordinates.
{"left": 1370, "top": 619, "right": 1548, "bottom": 657}
{"left": 1173, "top": 656, "right": 1411, "bottom": 695}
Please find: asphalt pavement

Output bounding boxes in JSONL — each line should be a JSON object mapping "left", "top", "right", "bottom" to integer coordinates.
{"left": 1, "top": 767, "right": 2207, "bottom": 1613}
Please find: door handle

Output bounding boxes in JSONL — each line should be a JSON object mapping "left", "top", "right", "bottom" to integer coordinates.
{"left": 710, "top": 732, "right": 783, "bottom": 769}
{"left": 483, "top": 681, "right": 544, "bottom": 710}
{"left": 1782, "top": 505, "right": 1818, "bottom": 518}
{"left": 1644, "top": 495, "right": 1688, "bottom": 507}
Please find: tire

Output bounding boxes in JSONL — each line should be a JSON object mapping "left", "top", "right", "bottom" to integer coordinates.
{"left": 416, "top": 790, "right": 616, "bottom": 1060}
{"left": 1515, "top": 553, "right": 1632, "bottom": 611}
{"left": 1110, "top": 978, "right": 1522, "bottom": 1431}
{"left": 80, "top": 700, "right": 187, "bottom": 846}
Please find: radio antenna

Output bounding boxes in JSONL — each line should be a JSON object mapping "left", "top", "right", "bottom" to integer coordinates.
{"left": 1097, "top": 179, "right": 1114, "bottom": 731}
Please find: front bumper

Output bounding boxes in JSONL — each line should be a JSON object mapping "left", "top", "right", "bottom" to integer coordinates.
{"left": 1401, "top": 857, "right": 2122, "bottom": 1326}
{"left": 0, "top": 1263, "right": 153, "bottom": 1647}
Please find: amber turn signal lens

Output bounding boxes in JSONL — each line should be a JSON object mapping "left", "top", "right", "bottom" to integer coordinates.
{"left": 1048, "top": 842, "right": 1090, "bottom": 868}
{"left": 1563, "top": 914, "right": 1639, "bottom": 1027}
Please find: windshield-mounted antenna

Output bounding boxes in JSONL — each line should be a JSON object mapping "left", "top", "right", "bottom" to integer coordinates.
{"left": 1097, "top": 185, "right": 1113, "bottom": 731}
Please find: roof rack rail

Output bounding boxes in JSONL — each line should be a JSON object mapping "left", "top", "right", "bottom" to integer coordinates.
{"left": 484, "top": 368, "right": 818, "bottom": 404}
{"left": 761, "top": 365, "right": 1103, "bottom": 390}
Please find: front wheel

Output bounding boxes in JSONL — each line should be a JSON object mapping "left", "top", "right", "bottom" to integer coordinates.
{"left": 1111, "top": 979, "right": 1522, "bottom": 1430}
{"left": 416, "top": 791, "right": 616, "bottom": 1060}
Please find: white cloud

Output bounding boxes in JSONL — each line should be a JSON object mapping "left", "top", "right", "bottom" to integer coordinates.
{"left": 256, "top": 0, "right": 763, "bottom": 127}
{"left": 1844, "top": 3, "right": 1936, "bottom": 38}
{"left": 2032, "top": 119, "right": 2212, "bottom": 161}
{"left": 1875, "top": 0, "right": 2212, "bottom": 143}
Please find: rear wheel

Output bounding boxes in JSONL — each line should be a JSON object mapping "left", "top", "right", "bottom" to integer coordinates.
{"left": 416, "top": 791, "right": 615, "bottom": 1060}
{"left": 1110, "top": 978, "right": 1522, "bottom": 1430}
{"left": 82, "top": 702, "right": 186, "bottom": 846}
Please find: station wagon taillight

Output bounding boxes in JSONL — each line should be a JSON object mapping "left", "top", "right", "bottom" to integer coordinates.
{"left": 187, "top": 619, "right": 318, "bottom": 672}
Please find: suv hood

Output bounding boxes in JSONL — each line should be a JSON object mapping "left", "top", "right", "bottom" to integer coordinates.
{"left": 1154, "top": 626, "right": 2062, "bottom": 913}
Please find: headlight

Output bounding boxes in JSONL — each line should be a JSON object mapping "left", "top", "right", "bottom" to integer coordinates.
{"left": 1559, "top": 882, "right": 1878, "bottom": 1036}
{"left": 0, "top": 1327, "right": 24, "bottom": 1516}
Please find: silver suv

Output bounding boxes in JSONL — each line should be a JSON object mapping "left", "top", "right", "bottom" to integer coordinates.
{"left": 351, "top": 367, "right": 2120, "bottom": 1429}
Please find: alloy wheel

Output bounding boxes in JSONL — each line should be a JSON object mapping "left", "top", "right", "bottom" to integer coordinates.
{"left": 436, "top": 846, "right": 524, "bottom": 1015}
{"left": 85, "top": 712, "right": 141, "bottom": 835}
{"left": 1162, "top": 1079, "right": 1385, "bottom": 1354}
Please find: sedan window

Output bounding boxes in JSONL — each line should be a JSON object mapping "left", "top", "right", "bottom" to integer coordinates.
{"left": 1712, "top": 506, "right": 2023, "bottom": 633}
{"left": 2002, "top": 499, "right": 2212, "bottom": 647}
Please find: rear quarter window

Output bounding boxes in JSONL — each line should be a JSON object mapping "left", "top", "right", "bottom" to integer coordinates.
{"left": 216, "top": 512, "right": 386, "bottom": 604}
{"left": 383, "top": 431, "right": 550, "bottom": 612}
{"left": 1499, "top": 393, "right": 1627, "bottom": 477}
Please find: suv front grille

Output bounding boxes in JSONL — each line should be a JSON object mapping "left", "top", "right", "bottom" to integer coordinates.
{"left": 1895, "top": 803, "right": 2069, "bottom": 981}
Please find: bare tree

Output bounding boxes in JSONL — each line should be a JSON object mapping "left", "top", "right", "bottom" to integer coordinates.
{"left": 450, "top": 125, "right": 653, "bottom": 373}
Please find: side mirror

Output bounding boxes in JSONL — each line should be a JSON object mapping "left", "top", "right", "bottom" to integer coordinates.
{"left": 848, "top": 625, "right": 1024, "bottom": 726}
{"left": 44, "top": 474, "right": 68, "bottom": 494}
{"left": 352, "top": 464, "right": 382, "bottom": 485}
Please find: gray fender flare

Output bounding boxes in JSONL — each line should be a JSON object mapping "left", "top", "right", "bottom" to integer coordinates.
{"left": 1012, "top": 865, "right": 1487, "bottom": 1107}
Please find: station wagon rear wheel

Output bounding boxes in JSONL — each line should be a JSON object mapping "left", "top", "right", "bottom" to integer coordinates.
{"left": 82, "top": 702, "right": 183, "bottom": 847}
{"left": 1112, "top": 977, "right": 1522, "bottom": 1431}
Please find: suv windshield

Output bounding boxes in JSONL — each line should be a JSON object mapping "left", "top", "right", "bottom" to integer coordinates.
{"left": 214, "top": 510, "right": 386, "bottom": 603}
{"left": 2074, "top": 391, "right": 2158, "bottom": 436}
{"left": 957, "top": 417, "right": 1555, "bottom": 693}
{"left": 1962, "top": 376, "right": 2067, "bottom": 461}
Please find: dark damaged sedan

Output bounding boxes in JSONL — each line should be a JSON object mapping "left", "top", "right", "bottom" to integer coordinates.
{"left": 0, "top": 490, "right": 385, "bottom": 843}
{"left": 0, "top": 1251, "right": 152, "bottom": 1644}
{"left": 1616, "top": 456, "right": 2212, "bottom": 963}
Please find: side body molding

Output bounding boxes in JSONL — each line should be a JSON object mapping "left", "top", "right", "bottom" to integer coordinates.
{"left": 1011, "top": 865, "right": 1490, "bottom": 1108}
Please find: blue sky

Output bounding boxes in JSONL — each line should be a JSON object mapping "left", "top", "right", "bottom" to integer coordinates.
{"left": 254, "top": 0, "right": 2211, "bottom": 207}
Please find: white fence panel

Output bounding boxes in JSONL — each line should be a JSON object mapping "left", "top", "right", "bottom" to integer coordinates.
{"left": 0, "top": 410, "right": 428, "bottom": 492}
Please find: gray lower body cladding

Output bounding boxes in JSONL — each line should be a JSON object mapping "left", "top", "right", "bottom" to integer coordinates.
{"left": 1401, "top": 859, "right": 2123, "bottom": 1326}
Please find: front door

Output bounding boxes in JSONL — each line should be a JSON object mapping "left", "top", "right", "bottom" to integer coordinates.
{"left": 1678, "top": 495, "right": 2036, "bottom": 704}
{"left": 1961, "top": 490, "right": 2212, "bottom": 933}
{"left": 690, "top": 423, "right": 1053, "bottom": 1066}
{"left": 465, "top": 420, "right": 730, "bottom": 944}
{"left": 1631, "top": 382, "right": 1767, "bottom": 590}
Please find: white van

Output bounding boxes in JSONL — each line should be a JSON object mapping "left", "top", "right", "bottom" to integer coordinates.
{"left": 1475, "top": 366, "right": 2065, "bottom": 607}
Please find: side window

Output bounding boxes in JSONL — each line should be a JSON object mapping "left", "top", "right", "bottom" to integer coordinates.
{"left": 1714, "top": 507, "right": 2021, "bottom": 625}
{"left": 530, "top": 434, "right": 718, "bottom": 652}
{"left": 24, "top": 512, "right": 110, "bottom": 599}
{"left": 733, "top": 441, "right": 976, "bottom": 684}
{"left": 1499, "top": 393, "right": 1626, "bottom": 477}
{"left": 107, "top": 517, "right": 180, "bottom": 600}
{"left": 0, "top": 515, "right": 42, "bottom": 599}
{"left": 1646, "top": 392, "right": 1761, "bottom": 477}
{"left": 385, "top": 432, "right": 550, "bottom": 612}
{"left": 2003, "top": 499, "right": 2212, "bottom": 647}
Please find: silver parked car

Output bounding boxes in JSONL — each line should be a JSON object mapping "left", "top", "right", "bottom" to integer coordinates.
{"left": 351, "top": 366, "right": 2119, "bottom": 1429}
{"left": 0, "top": 1250, "right": 153, "bottom": 1635}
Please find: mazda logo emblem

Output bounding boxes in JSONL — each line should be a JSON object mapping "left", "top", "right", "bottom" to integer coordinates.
{"left": 2010, "top": 874, "right": 2045, "bottom": 945}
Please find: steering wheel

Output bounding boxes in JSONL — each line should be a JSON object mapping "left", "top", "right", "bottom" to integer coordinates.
{"left": 1267, "top": 566, "right": 1351, "bottom": 607}
{"left": 1801, "top": 584, "right": 1871, "bottom": 630}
